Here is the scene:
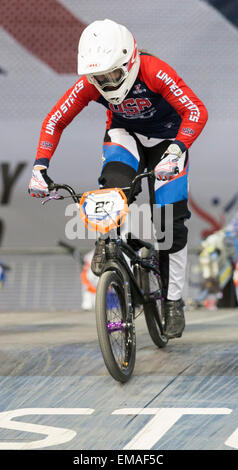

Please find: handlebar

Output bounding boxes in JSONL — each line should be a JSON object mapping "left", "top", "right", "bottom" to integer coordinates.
{"left": 42, "top": 170, "right": 154, "bottom": 205}
{"left": 125, "top": 170, "right": 154, "bottom": 204}
{"left": 42, "top": 183, "right": 81, "bottom": 205}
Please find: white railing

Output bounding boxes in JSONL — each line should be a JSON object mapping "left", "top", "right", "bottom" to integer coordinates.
{"left": 0, "top": 246, "right": 201, "bottom": 312}
{"left": 0, "top": 247, "right": 83, "bottom": 312}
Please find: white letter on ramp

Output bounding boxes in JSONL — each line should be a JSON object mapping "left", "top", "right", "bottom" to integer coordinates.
{"left": 0, "top": 408, "right": 94, "bottom": 449}
{"left": 225, "top": 428, "right": 238, "bottom": 449}
{"left": 112, "top": 408, "right": 232, "bottom": 450}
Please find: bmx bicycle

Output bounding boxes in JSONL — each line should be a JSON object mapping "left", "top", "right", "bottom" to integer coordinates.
{"left": 42, "top": 170, "right": 169, "bottom": 382}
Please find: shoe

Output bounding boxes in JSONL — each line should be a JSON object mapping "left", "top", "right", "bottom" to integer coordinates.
{"left": 91, "top": 239, "right": 106, "bottom": 276}
{"left": 163, "top": 298, "right": 185, "bottom": 339}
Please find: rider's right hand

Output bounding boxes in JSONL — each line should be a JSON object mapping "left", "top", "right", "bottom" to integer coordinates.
{"left": 28, "top": 167, "right": 54, "bottom": 198}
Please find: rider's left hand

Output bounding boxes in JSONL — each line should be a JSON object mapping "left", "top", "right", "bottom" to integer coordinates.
{"left": 154, "top": 143, "right": 183, "bottom": 181}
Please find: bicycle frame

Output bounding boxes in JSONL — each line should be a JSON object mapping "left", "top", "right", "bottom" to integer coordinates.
{"left": 105, "top": 238, "right": 161, "bottom": 305}
{"left": 42, "top": 171, "right": 168, "bottom": 381}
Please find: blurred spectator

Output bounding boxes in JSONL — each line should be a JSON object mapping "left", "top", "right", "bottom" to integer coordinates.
{"left": 81, "top": 250, "right": 97, "bottom": 311}
{"left": 0, "top": 262, "right": 7, "bottom": 289}
{"left": 199, "top": 209, "right": 238, "bottom": 308}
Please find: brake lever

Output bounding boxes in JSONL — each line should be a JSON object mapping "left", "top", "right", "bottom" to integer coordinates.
{"left": 41, "top": 192, "right": 64, "bottom": 205}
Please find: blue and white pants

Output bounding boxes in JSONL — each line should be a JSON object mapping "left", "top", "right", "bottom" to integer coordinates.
{"left": 98, "top": 128, "right": 191, "bottom": 301}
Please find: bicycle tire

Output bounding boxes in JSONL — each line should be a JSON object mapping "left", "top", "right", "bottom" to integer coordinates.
{"left": 142, "top": 268, "right": 168, "bottom": 348}
{"left": 96, "top": 270, "right": 136, "bottom": 382}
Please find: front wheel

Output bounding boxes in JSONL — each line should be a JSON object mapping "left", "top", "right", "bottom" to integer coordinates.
{"left": 96, "top": 270, "right": 136, "bottom": 382}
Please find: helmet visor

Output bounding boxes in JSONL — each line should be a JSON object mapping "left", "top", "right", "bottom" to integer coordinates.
{"left": 92, "top": 67, "right": 127, "bottom": 91}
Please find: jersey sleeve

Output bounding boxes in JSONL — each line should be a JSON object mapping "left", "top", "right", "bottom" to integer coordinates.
{"left": 34, "top": 76, "right": 100, "bottom": 167}
{"left": 139, "top": 55, "right": 208, "bottom": 151}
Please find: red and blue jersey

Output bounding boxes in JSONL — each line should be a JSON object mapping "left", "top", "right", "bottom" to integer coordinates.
{"left": 35, "top": 52, "right": 208, "bottom": 167}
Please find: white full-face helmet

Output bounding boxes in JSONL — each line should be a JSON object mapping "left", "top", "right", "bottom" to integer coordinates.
{"left": 77, "top": 19, "right": 140, "bottom": 105}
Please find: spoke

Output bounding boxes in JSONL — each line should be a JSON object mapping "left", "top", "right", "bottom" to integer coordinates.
{"left": 106, "top": 284, "right": 128, "bottom": 370}
{"left": 135, "top": 307, "right": 144, "bottom": 319}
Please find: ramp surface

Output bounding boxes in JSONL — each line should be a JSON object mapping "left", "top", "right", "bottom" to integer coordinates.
{"left": 0, "top": 307, "right": 237, "bottom": 449}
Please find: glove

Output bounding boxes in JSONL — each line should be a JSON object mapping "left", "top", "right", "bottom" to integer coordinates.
{"left": 154, "top": 143, "right": 183, "bottom": 181}
{"left": 28, "top": 167, "right": 54, "bottom": 198}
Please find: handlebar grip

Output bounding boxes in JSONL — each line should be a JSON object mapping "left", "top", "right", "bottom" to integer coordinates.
{"left": 48, "top": 181, "right": 56, "bottom": 191}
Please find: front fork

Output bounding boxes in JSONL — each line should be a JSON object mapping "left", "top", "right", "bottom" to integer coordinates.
{"left": 102, "top": 251, "right": 136, "bottom": 346}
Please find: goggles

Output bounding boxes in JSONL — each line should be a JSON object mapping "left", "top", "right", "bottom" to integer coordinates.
{"left": 90, "top": 66, "right": 128, "bottom": 91}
